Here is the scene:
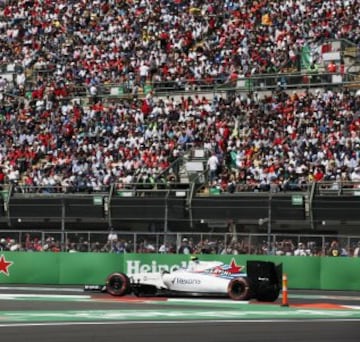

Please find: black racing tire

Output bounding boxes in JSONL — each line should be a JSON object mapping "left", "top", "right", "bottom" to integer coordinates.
{"left": 227, "top": 277, "right": 251, "bottom": 301}
{"left": 106, "top": 272, "right": 131, "bottom": 296}
{"left": 256, "top": 283, "right": 280, "bottom": 302}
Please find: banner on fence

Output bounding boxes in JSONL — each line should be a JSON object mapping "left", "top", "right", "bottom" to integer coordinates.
{"left": 0, "top": 253, "right": 359, "bottom": 291}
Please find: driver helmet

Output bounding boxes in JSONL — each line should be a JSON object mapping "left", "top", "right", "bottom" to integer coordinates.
{"left": 190, "top": 255, "right": 199, "bottom": 262}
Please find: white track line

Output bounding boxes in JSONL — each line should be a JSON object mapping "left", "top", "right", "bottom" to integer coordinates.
{"left": 0, "top": 286, "right": 82, "bottom": 292}
{"left": 0, "top": 294, "right": 91, "bottom": 300}
{"left": 166, "top": 298, "right": 248, "bottom": 304}
{"left": 1, "top": 319, "right": 360, "bottom": 328}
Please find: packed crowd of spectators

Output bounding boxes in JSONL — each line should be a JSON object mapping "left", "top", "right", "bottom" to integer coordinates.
{"left": 2, "top": 84, "right": 360, "bottom": 194}
{"left": 1, "top": 233, "right": 360, "bottom": 257}
{"left": 207, "top": 87, "right": 360, "bottom": 193}
{"left": 0, "top": 0, "right": 359, "bottom": 194}
{"left": 1, "top": 0, "right": 359, "bottom": 87}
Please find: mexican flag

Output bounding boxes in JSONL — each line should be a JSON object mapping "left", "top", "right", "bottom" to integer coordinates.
{"left": 301, "top": 45, "right": 312, "bottom": 69}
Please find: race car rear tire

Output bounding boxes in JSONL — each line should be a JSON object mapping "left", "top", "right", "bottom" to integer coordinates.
{"left": 227, "top": 277, "right": 251, "bottom": 301}
{"left": 106, "top": 272, "right": 131, "bottom": 296}
{"left": 256, "top": 283, "right": 280, "bottom": 302}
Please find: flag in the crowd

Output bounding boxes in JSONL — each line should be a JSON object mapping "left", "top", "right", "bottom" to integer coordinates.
{"left": 301, "top": 45, "right": 312, "bottom": 69}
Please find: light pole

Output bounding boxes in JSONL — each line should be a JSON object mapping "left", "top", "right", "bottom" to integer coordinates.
{"left": 258, "top": 192, "right": 272, "bottom": 255}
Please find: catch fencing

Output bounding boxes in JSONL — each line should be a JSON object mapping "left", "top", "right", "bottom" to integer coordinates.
{"left": 1, "top": 230, "right": 359, "bottom": 257}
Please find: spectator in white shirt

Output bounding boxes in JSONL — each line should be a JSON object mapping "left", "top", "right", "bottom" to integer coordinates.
{"left": 207, "top": 152, "right": 219, "bottom": 183}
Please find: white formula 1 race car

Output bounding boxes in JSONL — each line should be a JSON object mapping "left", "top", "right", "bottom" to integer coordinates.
{"left": 86, "top": 258, "right": 282, "bottom": 302}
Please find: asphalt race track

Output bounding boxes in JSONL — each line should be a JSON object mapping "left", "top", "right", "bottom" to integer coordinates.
{"left": 0, "top": 286, "right": 360, "bottom": 342}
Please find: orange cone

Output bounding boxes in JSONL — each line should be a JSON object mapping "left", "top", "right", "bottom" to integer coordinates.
{"left": 281, "top": 273, "right": 289, "bottom": 307}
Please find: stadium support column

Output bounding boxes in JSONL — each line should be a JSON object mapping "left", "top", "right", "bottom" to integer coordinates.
{"left": 164, "top": 190, "right": 170, "bottom": 247}
{"left": 61, "top": 197, "right": 66, "bottom": 251}
{"left": 267, "top": 192, "right": 272, "bottom": 255}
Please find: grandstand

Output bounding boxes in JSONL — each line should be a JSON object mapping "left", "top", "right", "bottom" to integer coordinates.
{"left": 0, "top": 0, "right": 360, "bottom": 238}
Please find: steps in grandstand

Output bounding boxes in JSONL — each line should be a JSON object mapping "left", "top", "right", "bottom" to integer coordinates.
{"left": 179, "top": 148, "right": 208, "bottom": 184}
{"left": 346, "top": 74, "right": 360, "bottom": 90}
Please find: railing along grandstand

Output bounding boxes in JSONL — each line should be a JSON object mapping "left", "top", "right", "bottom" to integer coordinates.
{"left": 4, "top": 180, "right": 360, "bottom": 197}
{"left": 24, "top": 71, "right": 360, "bottom": 101}
{"left": 1, "top": 230, "right": 359, "bottom": 257}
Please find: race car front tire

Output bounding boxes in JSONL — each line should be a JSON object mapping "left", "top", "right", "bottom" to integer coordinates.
{"left": 106, "top": 272, "right": 131, "bottom": 296}
{"left": 227, "top": 277, "right": 251, "bottom": 301}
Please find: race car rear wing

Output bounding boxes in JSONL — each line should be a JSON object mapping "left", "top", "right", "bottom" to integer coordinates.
{"left": 246, "top": 260, "right": 283, "bottom": 302}
{"left": 246, "top": 260, "right": 282, "bottom": 285}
